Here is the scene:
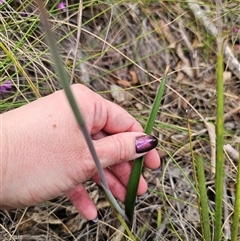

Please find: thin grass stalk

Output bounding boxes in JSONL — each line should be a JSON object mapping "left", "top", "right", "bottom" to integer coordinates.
{"left": 125, "top": 66, "right": 169, "bottom": 224}
{"left": 35, "top": 0, "right": 127, "bottom": 220}
{"left": 186, "top": 114, "right": 207, "bottom": 239}
{"left": 231, "top": 146, "right": 240, "bottom": 241}
{"left": 214, "top": 40, "right": 224, "bottom": 241}
{"left": 157, "top": 209, "right": 162, "bottom": 228}
{"left": 102, "top": 185, "right": 135, "bottom": 239}
{"left": 186, "top": 112, "right": 198, "bottom": 195}
{"left": 196, "top": 156, "right": 211, "bottom": 241}
{"left": 138, "top": 222, "right": 147, "bottom": 240}
{"left": 115, "top": 212, "right": 136, "bottom": 241}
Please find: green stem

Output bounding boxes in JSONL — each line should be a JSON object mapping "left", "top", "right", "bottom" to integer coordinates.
{"left": 214, "top": 42, "right": 224, "bottom": 241}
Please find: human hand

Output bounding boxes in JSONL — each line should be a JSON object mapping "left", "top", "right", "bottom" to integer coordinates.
{"left": 1, "top": 84, "right": 160, "bottom": 220}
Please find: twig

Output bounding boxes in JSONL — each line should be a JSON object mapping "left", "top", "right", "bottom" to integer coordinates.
{"left": 224, "top": 144, "right": 239, "bottom": 161}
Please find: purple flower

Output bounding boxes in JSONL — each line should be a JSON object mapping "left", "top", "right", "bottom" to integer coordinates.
{"left": 20, "top": 12, "right": 28, "bottom": 17}
{"left": 0, "top": 0, "right": 4, "bottom": 5}
{"left": 57, "top": 2, "right": 67, "bottom": 12}
{"left": 0, "top": 80, "right": 12, "bottom": 94}
{"left": 233, "top": 28, "right": 239, "bottom": 34}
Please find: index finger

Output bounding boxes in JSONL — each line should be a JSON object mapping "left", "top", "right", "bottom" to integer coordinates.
{"left": 103, "top": 99, "right": 144, "bottom": 133}
{"left": 73, "top": 84, "right": 143, "bottom": 135}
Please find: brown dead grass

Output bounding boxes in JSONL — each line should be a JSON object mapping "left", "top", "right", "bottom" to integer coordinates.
{"left": 1, "top": 0, "right": 240, "bottom": 240}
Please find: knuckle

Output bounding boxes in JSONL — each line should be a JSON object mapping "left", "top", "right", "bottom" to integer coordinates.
{"left": 112, "top": 135, "right": 130, "bottom": 163}
{"left": 75, "top": 149, "right": 97, "bottom": 180}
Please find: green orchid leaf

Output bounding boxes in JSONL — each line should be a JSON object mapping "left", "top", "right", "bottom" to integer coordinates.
{"left": 125, "top": 66, "right": 169, "bottom": 224}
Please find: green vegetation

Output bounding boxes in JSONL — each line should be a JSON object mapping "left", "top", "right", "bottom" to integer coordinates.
{"left": 1, "top": 0, "right": 240, "bottom": 240}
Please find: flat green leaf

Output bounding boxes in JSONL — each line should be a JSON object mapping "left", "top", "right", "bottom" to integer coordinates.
{"left": 125, "top": 66, "right": 169, "bottom": 224}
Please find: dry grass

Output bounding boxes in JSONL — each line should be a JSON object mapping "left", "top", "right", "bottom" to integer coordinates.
{"left": 1, "top": 0, "right": 240, "bottom": 240}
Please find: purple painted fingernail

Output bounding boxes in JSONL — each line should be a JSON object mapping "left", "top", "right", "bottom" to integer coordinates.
{"left": 135, "top": 135, "right": 158, "bottom": 154}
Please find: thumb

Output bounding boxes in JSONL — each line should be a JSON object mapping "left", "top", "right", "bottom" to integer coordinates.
{"left": 94, "top": 133, "right": 158, "bottom": 168}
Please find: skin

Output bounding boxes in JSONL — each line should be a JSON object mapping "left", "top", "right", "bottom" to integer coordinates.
{"left": 1, "top": 84, "right": 160, "bottom": 220}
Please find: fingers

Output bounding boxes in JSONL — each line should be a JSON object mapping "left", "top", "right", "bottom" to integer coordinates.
{"left": 66, "top": 157, "right": 157, "bottom": 221}
{"left": 93, "top": 132, "right": 158, "bottom": 169}
{"left": 93, "top": 130, "right": 160, "bottom": 171}
{"left": 92, "top": 169, "right": 127, "bottom": 202}
{"left": 93, "top": 130, "right": 160, "bottom": 168}
{"left": 91, "top": 132, "right": 159, "bottom": 197}
{"left": 66, "top": 185, "right": 97, "bottom": 221}
{"left": 109, "top": 162, "right": 148, "bottom": 195}
{"left": 144, "top": 149, "right": 161, "bottom": 169}
{"left": 71, "top": 84, "right": 143, "bottom": 134}
{"left": 92, "top": 166, "right": 147, "bottom": 204}
{"left": 102, "top": 99, "right": 144, "bottom": 133}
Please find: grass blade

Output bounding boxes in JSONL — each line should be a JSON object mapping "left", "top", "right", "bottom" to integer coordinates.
{"left": 196, "top": 156, "right": 211, "bottom": 241}
{"left": 231, "top": 146, "right": 240, "bottom": 241}
{"left": 187, "top": 112, "right": 211, "bottom": 241}
{"left": 125, "top": 66, "right": 169, "bottom": 223}
{"left": 35, "top": 0, "right": 127, "bottom": 220}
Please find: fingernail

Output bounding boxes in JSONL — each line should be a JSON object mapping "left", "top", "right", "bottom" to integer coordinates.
{"left": 92, "top": 217, "right": 99, "bottom": 223}
{"left": 135, "top": 135, "right": 158, "bottom": 154}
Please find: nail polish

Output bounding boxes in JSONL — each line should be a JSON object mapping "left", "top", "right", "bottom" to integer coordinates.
{"left": 135, "top": 135, "right": 158, "bottom": 154}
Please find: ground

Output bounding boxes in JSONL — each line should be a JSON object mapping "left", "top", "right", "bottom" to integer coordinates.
{"left": 1, "top": 1, "right": 240, "bottom": 240}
